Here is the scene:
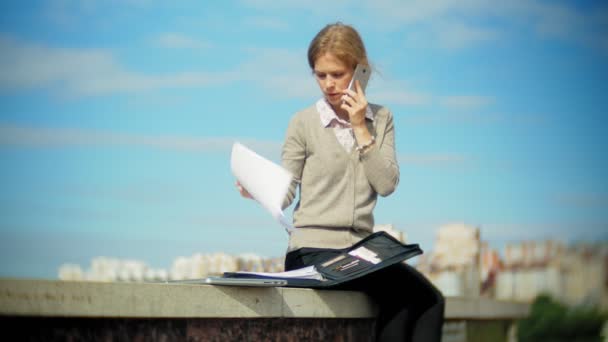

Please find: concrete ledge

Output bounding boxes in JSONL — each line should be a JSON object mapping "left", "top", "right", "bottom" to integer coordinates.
{"left": 0, "top": 278, "right": 377, "bottom": 319}
{"left": 0, "top": 278, "right": 531, "bottom": 341}
{"left": 446, "top": 296, "right": 529, "bottom": 320}
{"left": 0, "top": 278, "right": 529, "bottom": 321}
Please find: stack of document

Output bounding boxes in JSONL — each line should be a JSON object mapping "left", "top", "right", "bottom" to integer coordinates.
{"left": 231, "top": 265, "right": 325, "bottom": 281}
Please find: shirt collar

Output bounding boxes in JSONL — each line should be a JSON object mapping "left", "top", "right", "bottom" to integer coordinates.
{"left": 316, "top": 98, "right": 374, "bottom": 128}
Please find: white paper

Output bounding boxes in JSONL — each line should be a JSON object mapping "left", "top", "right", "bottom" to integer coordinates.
{"left": 348, "top": 246, "right": 382, "bottom": 264}
{"left": 231, "top": 142, "right": 295, "bottom": 233}
{"left": 233, "top": 265, "right": 324, "bottom": 280}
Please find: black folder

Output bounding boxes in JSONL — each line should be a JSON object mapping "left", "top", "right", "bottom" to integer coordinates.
{"left": 223, "top": 231, "right": 423, "bottom": 288}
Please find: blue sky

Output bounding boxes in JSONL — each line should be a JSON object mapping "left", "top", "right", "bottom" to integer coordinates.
{"left": 1, "top": 0, "right": 607, "bottom": 279}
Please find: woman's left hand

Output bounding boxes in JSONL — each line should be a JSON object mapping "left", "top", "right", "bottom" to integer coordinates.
{"left": 340, "top": 80, "right": 368, "bottom": 128}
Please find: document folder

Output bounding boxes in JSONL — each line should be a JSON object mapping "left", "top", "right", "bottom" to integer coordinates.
{"left": 223, "top": 231, "right": 423, "bottom": 288}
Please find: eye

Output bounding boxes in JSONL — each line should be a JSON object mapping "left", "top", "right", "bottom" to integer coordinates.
{"left": 315, "top": 72, "right": 327, "bottom": 80}
{"left": 332, "top": 73, "right": 345, "bottom": 79}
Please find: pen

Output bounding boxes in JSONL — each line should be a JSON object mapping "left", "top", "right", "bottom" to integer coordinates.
{"left": 337, "top": 260, "right": 360, "bottom": 271}
{"left": 334, "top": 259, "right": 355, "bottom": 271}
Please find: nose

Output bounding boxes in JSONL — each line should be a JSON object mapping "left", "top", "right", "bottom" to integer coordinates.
{"left": 323, "top": 76, "right": 335, "bottom": 90}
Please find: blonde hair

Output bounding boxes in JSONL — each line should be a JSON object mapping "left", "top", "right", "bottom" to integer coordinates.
{"left": 307, "top": 22, "right": 369, "bottom": 71}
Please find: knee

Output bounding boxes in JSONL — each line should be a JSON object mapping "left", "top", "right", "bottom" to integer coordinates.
{"left": 434, "top": 288, "right": 445, "bottom": 309}
{"left": 397, "top": 264, "right": 445, "bottom": 308}
{"left": 414, "top": 269, "right": 445, "bottom": 309}
{"left": 427, "top": 279, "right": 445, "bottom": 308}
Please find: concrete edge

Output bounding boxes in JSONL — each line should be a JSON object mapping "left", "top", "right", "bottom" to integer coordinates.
{"left": 445, "top": 296, "right": 530, "bottom": 320}
{"left": 1, "top": 279, "right": 530, "bottom": 321}
{"left": 0, "top": 278, "right": 377, "bottom": 319}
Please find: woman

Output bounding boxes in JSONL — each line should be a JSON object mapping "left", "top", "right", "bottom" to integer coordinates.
{"left": 238, "top": 22, "right": 444, "bottom": 342}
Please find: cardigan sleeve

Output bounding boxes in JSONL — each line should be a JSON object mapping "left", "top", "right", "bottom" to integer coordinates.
{"left": 281, "top": 113, "right": 306, "bottom": 209}
{"left": 359, "top": 108, "right": 400, "bottom": 196}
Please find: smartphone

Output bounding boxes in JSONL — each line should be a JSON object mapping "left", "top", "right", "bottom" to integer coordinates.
{"left": 347, "top": 64, "right": 371, "bottom": 93}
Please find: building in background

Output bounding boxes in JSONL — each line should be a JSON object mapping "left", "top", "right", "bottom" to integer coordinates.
{"left": 496, "top": 240, "right": 608, "bottom": 308}
{"left": 416, "top": 223, "right": 483, "bottom": 297}
{"left": 58, "top": 224, "right": 402, "bottom": 282}
{"left": 58, "top": 223, "right": 608, "bottom": 310}
{"left": 59, "top": 253, "right": 284, "bottom": 282}
{"left": 416, "top": 223, "right": 607, "bottom": 309}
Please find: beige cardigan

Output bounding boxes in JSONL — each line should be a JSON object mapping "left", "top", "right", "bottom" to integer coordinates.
{"left": 281, "top": 103, "right": 399, "bottom": 250}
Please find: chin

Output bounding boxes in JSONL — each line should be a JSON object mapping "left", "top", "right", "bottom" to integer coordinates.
{"left": 326, "top": 97, "right": 341, "bottom": 107}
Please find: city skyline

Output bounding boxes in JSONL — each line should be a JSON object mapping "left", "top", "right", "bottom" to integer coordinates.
{"left": 58, "top": 223, "right": 607, "bottom": 312}
{"left": 1, "top": 1, "right": 607, "bottom": 279}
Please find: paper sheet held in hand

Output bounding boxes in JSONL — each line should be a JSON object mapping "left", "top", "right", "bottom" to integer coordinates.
{"left": 231, "top": 142, "right": 295, "bottom": 233}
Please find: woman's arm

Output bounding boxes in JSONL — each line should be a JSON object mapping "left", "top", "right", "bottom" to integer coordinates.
{"left": 281, "top": 114, "right": 306, "bottom": 209}
{"left": 342, "top": 82, "right": 399, "bottom": 197}
{"left": 359, "top": 109, "right": 399, "bottom": 196}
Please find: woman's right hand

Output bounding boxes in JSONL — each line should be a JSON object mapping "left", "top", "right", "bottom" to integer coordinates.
{"left": 235, "top": 181, "right": 253, "bottom": 199}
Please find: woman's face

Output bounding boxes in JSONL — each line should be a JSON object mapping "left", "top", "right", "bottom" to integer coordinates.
{"left": 313, "top": 53, "right": 354, "bottom": 108}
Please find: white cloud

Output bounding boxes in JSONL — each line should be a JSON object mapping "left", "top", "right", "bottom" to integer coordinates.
{"left": 0, "top": 35, "right": 501, "bottom": 124}
{"left": 530, "top": 2, "right": 608, "bottom": 53}
{"left": 439, "top": 95, "right": 494, "bottom": 110}
{"left": 399, "top": 153, "right": 469, "bottom": 167}
{"left": 366, "top": 0, "right": 475, "bottom": 24}
{"left": 402, "top": 112, "right": 505, "bottom": 126}
{"left": 45, "top": 0, "right": 156, "bottom": 27}
{"left": 410, "top": 23, "right": 485, "bottom": 51}
{"left": 59, "top": 182, "right": 202, "bottom": 206}
{"left": 362, "top": 0, "right": 607, "bottom": 52}
{"left": 0, "top": 123, "right": 282, "bottom": 155}
{"left": 367, "top": 78, "right": 496, "bottom": 110}
{"left": 0, "top": 123, "right": 475, "bottom": 170}
{"left": 236, "top": 47, "right": 319, "bottom": 99}
{"left": 242, "top": 0, "right": 607, "bottom": 52}
{"left": 0, "top": 36, "right": 492, "bottom": 107}
{"left": 153, "top": 33, "right": 211, "bottom": 50}
{"left": 367, "top": 78, "right": 432, "bottom": 106}
{"left": 244, "top": 17, "right": 290, "bottom": 31}
{"left": 240, "top": 0, "right": 353, "bottom": 14}
{"left": 554, "top": 193, "right": 608, "bottom": 209}
{"left": 46, "top": 0, "right": 608, "bottom": 54}
{"left": 369, "top": 89, "right": 431, "bottom": 106}
{"left": 0, "top": 35, "right": 231, "bottom": 96}
{"left": 0, "top": 35, "right": 319, "bottom": 99}
{"left": 434, "top": 21, "right": 500, "bottom": 50}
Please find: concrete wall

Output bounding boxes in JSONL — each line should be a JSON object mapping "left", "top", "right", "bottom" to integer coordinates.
{"left": 0, "top": 278, "right": 529, "bottom": 341}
